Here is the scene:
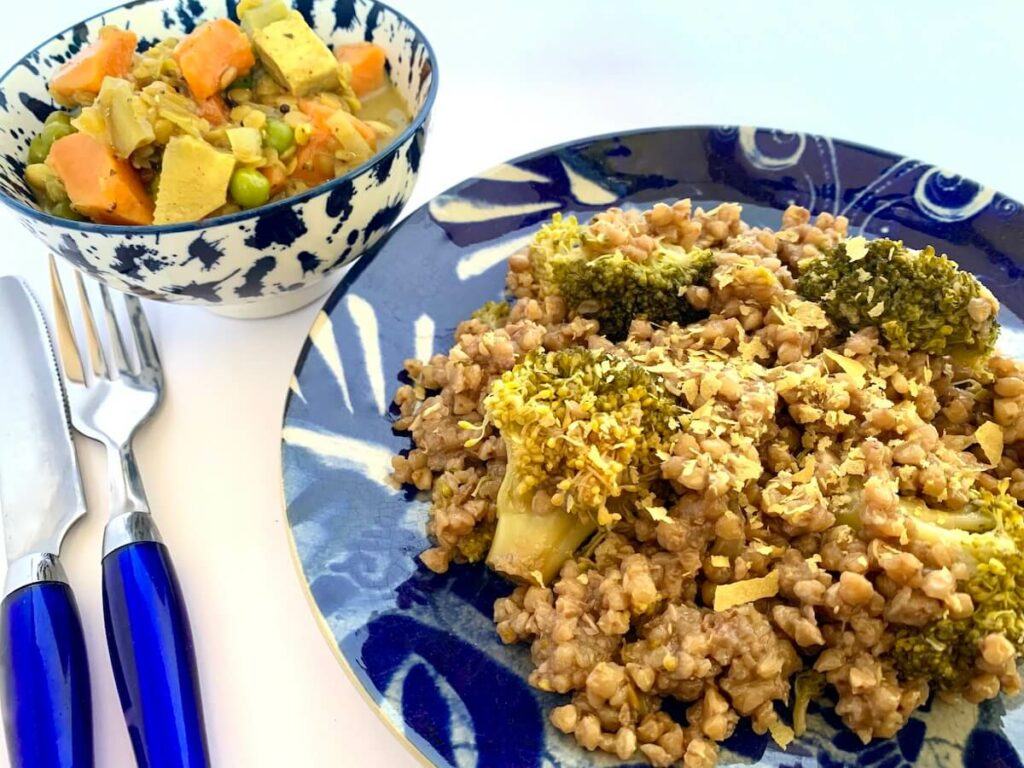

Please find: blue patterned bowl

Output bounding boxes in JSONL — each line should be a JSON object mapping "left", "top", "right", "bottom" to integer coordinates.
{"left": 0, "top": 0, "right": 436, "bottom": 318}
{"left": 282, "top": 126, "right": 1024, "bottom": 767}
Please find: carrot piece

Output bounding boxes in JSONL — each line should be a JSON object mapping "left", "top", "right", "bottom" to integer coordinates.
{"left": 292, "top": 131, "right": 336, "bottom": 187}
{"left": 292, "top": 99, "right": 377, "bottom": 186}
{"left": 197, "top": 94, "right": 230, "bottom": 126}
{"left": 51, "top": 27, "right": 137, "bottom": 102}
{"left": 291, "top": 99, "right": 337, "bottom": 186}
{"left": 46, "top": 133, "right": 154, "bottom": 226}
{"left": 174, "top": 19, "right": 255, "bottom": 102}
{"left": 259, "top": 163, "right": 287, "bottom": 194}
{"left": 298, "top": 99, "right": 335, "bottom": 129}
{"left": 335, "top": 42, "right": 387, "bottom": 96}
{"left": 299, "top": 99, "right": 373, "bottom": 140}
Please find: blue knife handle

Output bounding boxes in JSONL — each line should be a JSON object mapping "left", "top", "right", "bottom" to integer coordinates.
{"left": 0, "top": 581, "right": 93, "bottom": 768}
{"left": 102, "top": 541, "right": 209, "bottom": 768}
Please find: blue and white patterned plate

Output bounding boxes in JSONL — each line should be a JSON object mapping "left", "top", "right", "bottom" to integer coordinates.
{"left": 281, "top": 126, "right": 1024, "bottom": 768}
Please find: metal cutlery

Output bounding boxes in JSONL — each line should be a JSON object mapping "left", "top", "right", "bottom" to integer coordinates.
{"left": 0, "top": 276, "right": 93, "bottom": 768}
{"left": 49, "top": 259, "right": 209, "bottom": 768}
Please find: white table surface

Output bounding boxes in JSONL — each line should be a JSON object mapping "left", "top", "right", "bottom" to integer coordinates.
{"left": 1, "top": 2, "right": 1023, "bottom": 765}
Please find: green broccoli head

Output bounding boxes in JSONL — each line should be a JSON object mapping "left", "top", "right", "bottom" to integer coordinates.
{"left": 470, "top": 300, "right": 511, "bottom": 328}
{"left": 890, "top": 488, "right": 1024, "bottom": 692}
{"left": 528, "top": 212, "right": 714, "bottom": 340}
{"left": 796, "top": 237, "right": 1000, "bottom": 358}
{"left": 481, "top": 347, "right": 681, "bottom": 582}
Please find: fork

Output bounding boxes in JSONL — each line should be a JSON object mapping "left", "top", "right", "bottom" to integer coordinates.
{"left": 49, "top": 257, "right": 210, "bottom": 768}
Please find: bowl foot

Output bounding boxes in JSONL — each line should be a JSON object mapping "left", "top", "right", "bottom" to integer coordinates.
{"left": 206, "top": 273, "right": 343, "bottom": 320}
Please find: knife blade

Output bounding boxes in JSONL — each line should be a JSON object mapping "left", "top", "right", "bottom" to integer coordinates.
{"left": 0, "top": 276, "right": 86, "bottom": 579}
{"left": 0, "top": 276, "right": 93, "bottom": 768}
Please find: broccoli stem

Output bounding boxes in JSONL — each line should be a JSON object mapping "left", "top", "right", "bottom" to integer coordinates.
{"left": 486, "top": 461, "right": 597, "bottom": 583}
{"left": 487, "top": 505, "right": 597, "bottom": 583}
{"left": 899, "top": 497, "right": 997, "bottom": 533}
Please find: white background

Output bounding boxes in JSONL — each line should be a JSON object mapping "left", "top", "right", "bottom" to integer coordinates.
{"left": 1, "top": 2, "right": 1023, "bottom": 766}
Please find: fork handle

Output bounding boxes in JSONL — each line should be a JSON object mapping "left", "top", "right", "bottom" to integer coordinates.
{"left": 102, "top": 517, "right": 209, "bottom": 768}
{"left": 0, "top": 567, "right": 93, "bottom": 768}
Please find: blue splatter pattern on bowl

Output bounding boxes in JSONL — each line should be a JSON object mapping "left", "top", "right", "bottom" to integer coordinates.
{"left": 282, "top": 126, "right": 1024, "bottom": 767}
{"left": 0, "top": 0, "right": 436, "bottom": 317}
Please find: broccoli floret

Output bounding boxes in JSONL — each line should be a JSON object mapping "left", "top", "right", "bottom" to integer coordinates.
{"left": 890, "top": 488, "right": 1024, "bottom": 692}
{"left": 529, "top": 213, "right": 714, "bottom": 340}
{"left": 797, "top": 237, "right": 1000, "bottom": 359}
{"left": 481, "top": 348, "right": 682, "bottom": 582}
{"left": 470, "top": 300, "right": 511, "bottom": 328}
{"left": 454, "top": 525, "right": 495, "bottom": 563}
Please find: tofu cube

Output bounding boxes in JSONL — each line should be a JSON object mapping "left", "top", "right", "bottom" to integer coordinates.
{"left": 253, "top": 15, "right": 340, "bottom": 96}
{"left": 154, "top": 136, "right": 236, "bottom": 224}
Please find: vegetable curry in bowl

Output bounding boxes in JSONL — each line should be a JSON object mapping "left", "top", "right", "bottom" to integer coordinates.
{"left": 25, "top": 0, "right": 411, "bottom": 226}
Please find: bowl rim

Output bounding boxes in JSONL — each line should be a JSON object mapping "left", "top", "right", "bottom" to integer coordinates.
{"left": 0, "top": 0, "right": 439, "bottom": 236}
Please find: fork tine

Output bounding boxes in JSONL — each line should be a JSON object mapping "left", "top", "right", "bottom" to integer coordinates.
{"left": 98, "top": 283, "right": 133, "bottom": 377}
{"left": 48, "top": 256, "right": 87, "bottom": 384}
{"left": 124, "top": 295, "right": 161, "bottom": 379}
{"left": 74, "top": 271, "right": 109, "bottom": 380}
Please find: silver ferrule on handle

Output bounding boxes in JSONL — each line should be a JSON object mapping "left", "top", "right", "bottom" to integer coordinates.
{"left": 103, "top": 443, "right": 160, "bottom": 556}
{"left": 3, "top": 552, "right": 68, "bottom": 598}
{"left": 107, "top": 443, "right": 149, "bottom": 519}
{"left": 103, "top": 511, "right": 162, "bottom": 557}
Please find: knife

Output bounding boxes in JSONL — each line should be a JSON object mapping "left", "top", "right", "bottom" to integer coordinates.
{"left": 0, "top": 277, "right": 93, "bottom": 768}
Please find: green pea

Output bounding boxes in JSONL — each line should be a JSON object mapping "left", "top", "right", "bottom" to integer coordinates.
{"left": 45, "top": 110, "right": 72, "bottom": 127}
{"left": 264, "top": 118, "right": 294, "bottom": 154}
{"left": 28, "top": 121, "right": 75, "bottom": 164}
{"left": 42, "top": 121, "right": 74, "bottom": 142}
{"left": 229, "top": 166, "right": 271, "bottom": 209}
{"left": 50, "top": 200, "right": 84, "bottom": 221}
{"left": 28, "top": 134, "right": 50, "bottom": 164}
